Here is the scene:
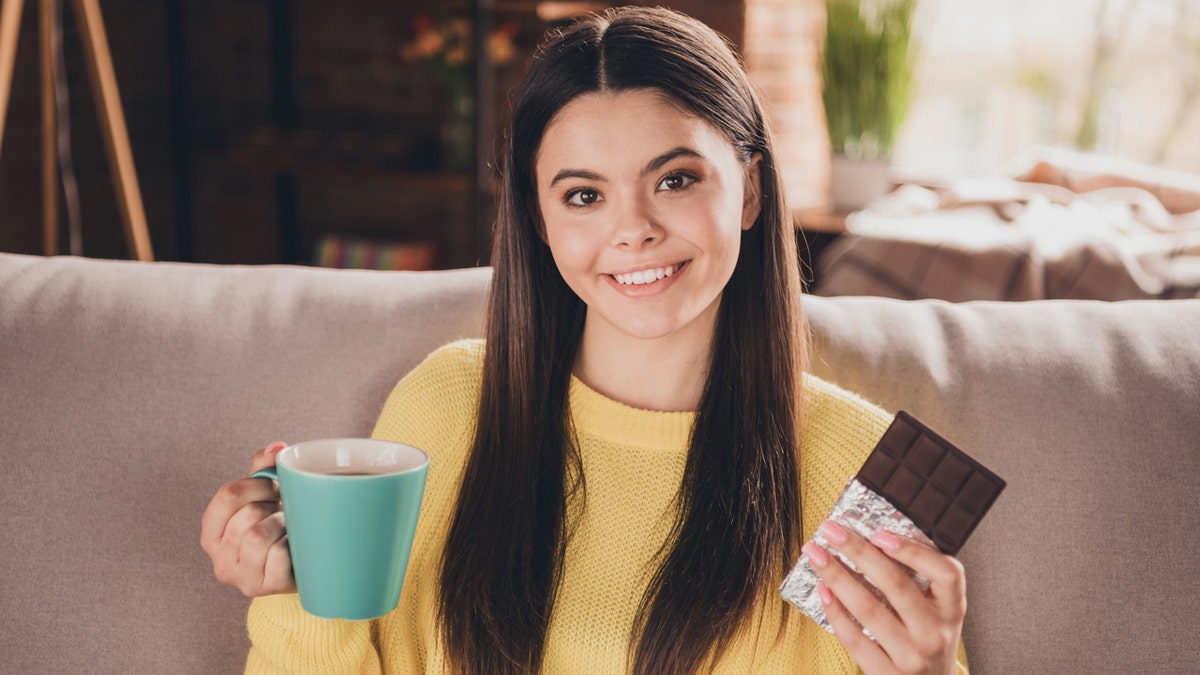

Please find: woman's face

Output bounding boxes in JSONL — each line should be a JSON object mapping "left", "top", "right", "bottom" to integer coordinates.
{"left": 534, "top": 89, "right": 760, "bottom": 349}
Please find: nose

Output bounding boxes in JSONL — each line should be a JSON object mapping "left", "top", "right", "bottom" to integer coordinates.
{"left": 610, "top": 197, "right": 663, "bottom": 248}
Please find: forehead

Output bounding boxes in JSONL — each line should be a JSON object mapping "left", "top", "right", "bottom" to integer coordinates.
{"left": 535, "top": 89, "right": 736, "bottom": 179}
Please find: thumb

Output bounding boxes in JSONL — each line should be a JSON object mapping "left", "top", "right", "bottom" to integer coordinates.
{"left": 249, "top": 441, "right": 288, "bottom": 474}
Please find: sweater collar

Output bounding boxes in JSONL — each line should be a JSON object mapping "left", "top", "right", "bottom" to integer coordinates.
{"left": 567, "top": 375, "right": 696, "bottom": 450}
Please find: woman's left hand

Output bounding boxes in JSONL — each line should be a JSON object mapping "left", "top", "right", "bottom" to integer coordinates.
{"left": 802, "top": 520, "right": 966, "bottom": 675}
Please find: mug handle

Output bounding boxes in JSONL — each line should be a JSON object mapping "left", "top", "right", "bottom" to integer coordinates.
{"left": 250, "top": 467, "right": 278, "bottom": 481}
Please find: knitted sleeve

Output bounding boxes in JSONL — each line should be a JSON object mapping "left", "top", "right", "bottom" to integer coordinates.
{"left": 244, "top": 597, "right": 382, "bottom": 675}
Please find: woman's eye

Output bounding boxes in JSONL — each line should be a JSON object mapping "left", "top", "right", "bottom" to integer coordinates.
{"left": 566, "top": 188, "right": 602, "bottom": 207}
{"left": 657, "top": 173, "right": 696, "bottom": 192}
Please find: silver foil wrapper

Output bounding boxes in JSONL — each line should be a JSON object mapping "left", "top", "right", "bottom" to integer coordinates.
{"left": 779, "top": 478, "right": 932, "bottom": 634}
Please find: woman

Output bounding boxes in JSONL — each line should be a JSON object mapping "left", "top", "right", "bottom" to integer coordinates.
{"left": 201, "top": 7, "right": 968, "bottom": 673}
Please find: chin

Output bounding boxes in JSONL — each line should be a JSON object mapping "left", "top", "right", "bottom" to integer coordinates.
{"left": 614, "top": 315, "right": 690, "bottom": 342}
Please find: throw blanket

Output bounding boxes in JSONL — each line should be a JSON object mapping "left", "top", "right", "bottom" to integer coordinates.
{"left": 813, "top": 150, "right": 1200, "bottom": 301}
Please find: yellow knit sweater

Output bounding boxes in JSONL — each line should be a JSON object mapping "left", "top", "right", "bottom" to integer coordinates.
{"left": 246, "top": 339, "right": 967, "bottom": 674}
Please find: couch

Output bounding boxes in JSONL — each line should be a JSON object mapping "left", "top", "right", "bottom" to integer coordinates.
{"left": 2, "top": 251, "right": 1197, "bottom": 673}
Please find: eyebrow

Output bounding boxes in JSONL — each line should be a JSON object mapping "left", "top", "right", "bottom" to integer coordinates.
{"left": 548, "top": 146, "right": 705, "bottom": 188}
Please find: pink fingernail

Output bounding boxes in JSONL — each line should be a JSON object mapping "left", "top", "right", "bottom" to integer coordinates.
{"left": 871, "top": 530, "right": 901, "bottom": 552}
{"left": 266, "top": 442, "right": 287, "bottom": 455}
{"left": 803, "top": 542, "right": 829, "bottom": 569}
{"left": 817, "top": 582, "right": 833, "bottom": 606}
{"left": 819, "top": 520, "right": 848, "bottom": 545}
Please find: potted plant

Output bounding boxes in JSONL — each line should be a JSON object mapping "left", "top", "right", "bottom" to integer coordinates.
{"left": 822, "top": 0, "right": 917, "bottom": 210}
{"left": 401, "top": 16, "right": 520, "bottom": 172}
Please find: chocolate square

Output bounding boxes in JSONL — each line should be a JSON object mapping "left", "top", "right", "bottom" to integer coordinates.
{"left": 910, "top": 485, "right": 952, "bottom": 524}
{"left": 930, "top": 455, "right": 972, "bottom": 494}
{"left": 935, "top": 503, "right": 977, "bottom": 552}
{"left": 907, "top": 436, "right": 945, "bottom": 476}
{"left": 883, "top": 465, "right": 924, "bottom": 506}
{"left": 958, "top": 472, "right": 1003, "bottom": 514}
{"left": 855, "top": 411, "right": 1006, "bottom": 556}
{"left": 877, "top": 418, "right": 921, "bottom": 456}
{"left": 859, "top": 450, "right": 899, "bottom": 487}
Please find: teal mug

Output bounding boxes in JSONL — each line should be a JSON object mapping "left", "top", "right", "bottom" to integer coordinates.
{"left": 251, "top": 438, "right": 429, "bottom": 621}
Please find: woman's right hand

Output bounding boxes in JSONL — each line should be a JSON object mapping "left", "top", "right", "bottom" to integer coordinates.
{"left": 200, "top": 441, "right": 297, "bottom": 597}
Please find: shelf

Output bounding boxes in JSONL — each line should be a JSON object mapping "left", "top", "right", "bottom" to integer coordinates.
{"left": 221, "top": 127, "right": 472, "bottom": 192}
{"left": 210, "top": 0, "right": 550, "bottom": 265}
{"left": 233, "top": 0, "right": 475, "bottom": 9}
{"left": 231, "top": 0, "right": 601, "bottom": 14}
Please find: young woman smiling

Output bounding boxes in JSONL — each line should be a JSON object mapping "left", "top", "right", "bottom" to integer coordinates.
{"left": 201, "top": 7, "right": 970, "bottom": 674}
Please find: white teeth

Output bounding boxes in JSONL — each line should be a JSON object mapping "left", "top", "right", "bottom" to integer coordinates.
{"left": 613, "top": 263, "right": 681, "bottom": 286}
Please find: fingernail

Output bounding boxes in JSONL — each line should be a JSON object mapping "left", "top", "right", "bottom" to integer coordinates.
{"left": 819, "top": 520, "right": 848, "bottom": 546}
{"left": 803, "top": 542, "right": 829, "bottom": 569}
{"left": 870, "top": 530, "right": 901, "bottom": 552}
{"left": 817, "top": 582, "right": 833, "bottom": 606}
{"left": 266, "top": 442, "right": 287, "bottom": 455}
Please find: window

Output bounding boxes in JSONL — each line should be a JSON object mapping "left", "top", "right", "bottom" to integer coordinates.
{"left": 895, "top": 0, "right": 1200, "bottom": 176}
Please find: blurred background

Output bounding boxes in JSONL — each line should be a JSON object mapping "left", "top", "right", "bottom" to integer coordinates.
{"left": 896, "top": 0, "right": 1200, "bottom": 178}
{"left": 0, "top": 0, "right": 1195, "bottom": 271}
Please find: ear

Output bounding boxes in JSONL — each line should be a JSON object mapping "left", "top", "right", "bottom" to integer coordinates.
{"left": 741, "top": 153, "right": 763, "bottom": 231}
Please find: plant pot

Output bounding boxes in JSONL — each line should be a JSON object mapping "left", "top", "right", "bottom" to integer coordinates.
{"left": 829, "top": 154, "right": 894, "bottom": 212}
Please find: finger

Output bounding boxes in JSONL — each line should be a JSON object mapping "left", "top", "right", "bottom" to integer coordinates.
{"left": 222, "top": 499, "right": 282, "bottom": 553}
{"left": 207, "top": 501, "right": 276, "bottom": 587}
{"left": 249, "top": 441, "right": 288, "bottom": 474}
{"left": 820, "top": 521, "right": 936, "bottom": 633}
{"left": 262, "top": 534, "right": 297, "bottom": 595}
{"left": 201, "top": 444, "right": 285, "bottom": 551}
{"left": 235, "top": 510, "right": 287, "bottom": 595}
{"left": 869, "top": 530, "right": 968, "bottom": 623}
{"left": 200, "top": 478, "right": 281, "bottom": 550}
{"left": 803, "top": 540, "right": 909, "bottom": 651}
{"left": 817, "top": 581, "right": 893, "bottom": 674}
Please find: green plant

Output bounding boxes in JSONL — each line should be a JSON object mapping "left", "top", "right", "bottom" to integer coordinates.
{"left": 400, "top": 15, "right": 520, "bottom": 171}
{"left": 822, "top": 0, "right": 916, "bottom": 160}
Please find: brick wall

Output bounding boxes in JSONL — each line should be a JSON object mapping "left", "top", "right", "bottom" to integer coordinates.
{"left": 742, "top": 0, "right": 829, "bottom": 211}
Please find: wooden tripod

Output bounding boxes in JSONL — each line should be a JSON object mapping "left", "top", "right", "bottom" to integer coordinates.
{"left": 0, "top": 0, "right": 152, "bottom": 261}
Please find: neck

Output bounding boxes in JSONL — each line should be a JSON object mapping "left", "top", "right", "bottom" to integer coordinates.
{"left": 573, "top": 313, "right": 716, "bottom": 413}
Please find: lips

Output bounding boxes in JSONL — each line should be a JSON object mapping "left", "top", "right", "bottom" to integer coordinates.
{"left": 610, "top": 261, "right": 687, "bottom": 286}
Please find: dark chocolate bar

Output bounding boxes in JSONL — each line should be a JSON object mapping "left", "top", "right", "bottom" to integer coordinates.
{"left": 856, "top": 411, "right": 1005, "bottom": 555}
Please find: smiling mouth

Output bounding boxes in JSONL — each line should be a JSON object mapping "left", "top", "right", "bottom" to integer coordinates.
{"left": 610, "top": 261, "right": 688, "bottom": 286}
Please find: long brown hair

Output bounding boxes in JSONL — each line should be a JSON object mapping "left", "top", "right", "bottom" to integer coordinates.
{"left": 438, "top": 7, "right": 807, "bottom": 673}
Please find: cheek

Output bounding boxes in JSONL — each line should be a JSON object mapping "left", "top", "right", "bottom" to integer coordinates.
{"left": 709, "top": 228, "right": 743, "bottom": 275}
{"left": 543, "top": 219, "right": 601, "bottom": 273}
{"left": 681, "top": 195, "right": 744, "bottom": 255}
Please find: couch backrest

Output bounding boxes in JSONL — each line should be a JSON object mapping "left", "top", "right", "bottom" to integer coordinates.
{"left": 2, "top": 252, "right": 1198, "bottom": 673}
